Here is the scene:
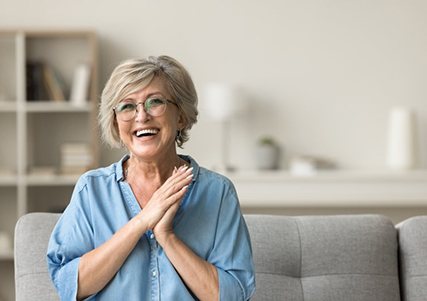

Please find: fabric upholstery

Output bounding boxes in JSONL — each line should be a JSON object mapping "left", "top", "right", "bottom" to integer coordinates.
{"left": 245, "top": 215, "right": 401, "bottom": 301}
{"left": 14, "top": 212, "right": 427, "bottom": 301}
{"left": 14, "top": 213, "right": 60, "bottom": 301}
{"left": 397, "top": 216, "right": 427, "bottom": 301}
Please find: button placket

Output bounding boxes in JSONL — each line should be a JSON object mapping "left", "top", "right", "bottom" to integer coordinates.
{"left": 147, "top": 231, "right": 160, "bottom": 300}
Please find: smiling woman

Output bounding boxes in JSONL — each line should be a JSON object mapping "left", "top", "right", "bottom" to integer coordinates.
{"left": 46, "top": 55, "right": 256, "bottom": 301}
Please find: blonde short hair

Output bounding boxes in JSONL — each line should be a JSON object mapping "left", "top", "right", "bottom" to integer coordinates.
{"left": 99, "top": 56, "right": 198, "bottom": 148}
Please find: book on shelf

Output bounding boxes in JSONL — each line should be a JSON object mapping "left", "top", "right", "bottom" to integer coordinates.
{"left": 60, "top": 143, "right": 93, "bottom": 175}
{"left": 43, "top": 64, "right": 66, "bottom": 102}
{"left": 26, "top": 61, "right": 48, "bottom": 101}
{"left": 70, "top": 63, "right": 91, "bottom": 107}
{"left": 26, "top": 61, "right": 67, "bottom": 102}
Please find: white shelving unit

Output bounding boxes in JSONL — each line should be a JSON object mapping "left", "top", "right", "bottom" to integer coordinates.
{"left": 228, "top": 169, "right": 427, "bottom": 207}
{"left": 0, "top": 29, "right": 98, "bottom": 301}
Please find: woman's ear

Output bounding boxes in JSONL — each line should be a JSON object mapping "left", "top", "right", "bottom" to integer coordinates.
{"left": 177, "top": 112, "right": 187, "bottom": 129}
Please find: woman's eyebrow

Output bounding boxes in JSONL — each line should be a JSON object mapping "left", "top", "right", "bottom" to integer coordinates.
{"left": 121, "top": 92, "right": 166, "bottom": 102}
{"left": 145, "top": 92, "right": 166, "bottom": 98}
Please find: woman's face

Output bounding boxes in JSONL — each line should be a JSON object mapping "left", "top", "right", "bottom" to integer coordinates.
{"left": 116, "top": 77, "right": 184, "bottom": 161}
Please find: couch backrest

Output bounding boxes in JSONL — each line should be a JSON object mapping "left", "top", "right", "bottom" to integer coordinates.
{"left": 14, "top": 212, "right": 60, "bottom": 301}
{"left": 397, "top": 216, "right": 427, "bottom": 301}
{"left": 244, "top": 214, "right": 401, "bottom": 301}
{"left": 15, "top": 213, "right": 406, "bottom": 301}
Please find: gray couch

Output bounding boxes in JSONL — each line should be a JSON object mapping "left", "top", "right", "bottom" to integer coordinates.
{"left": 14, "top": 213, "right": 427, "bottom": 301}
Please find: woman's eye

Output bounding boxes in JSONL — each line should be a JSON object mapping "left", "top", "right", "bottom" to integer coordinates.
{"left": 148, "top": 98, "right": 165, "bottom": 106}
{"left": 118, "top": 103, "right": 135, "bottom": 112}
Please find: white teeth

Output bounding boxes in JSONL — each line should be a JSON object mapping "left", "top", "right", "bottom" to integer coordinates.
{"left": 136, "top": 129, "right": 159, "bottom": 137}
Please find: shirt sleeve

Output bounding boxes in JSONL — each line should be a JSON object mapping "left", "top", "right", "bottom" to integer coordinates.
{"left": 46, "top": 175, "right": 95, "bottom": 301}
{"left": 208, "top": 179, "right": 256, "bottom": 301}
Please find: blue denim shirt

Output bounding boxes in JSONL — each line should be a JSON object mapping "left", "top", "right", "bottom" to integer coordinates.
{"left": 47, "top": 155, "right": 256, "bottom": 300}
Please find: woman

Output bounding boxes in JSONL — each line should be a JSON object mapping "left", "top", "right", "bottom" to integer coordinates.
{"left": 47, "top": 56, "right": 255, "bottom": 301}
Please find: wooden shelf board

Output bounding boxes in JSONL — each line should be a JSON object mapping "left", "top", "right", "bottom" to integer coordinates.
{"left": 226, "top": 169, "right": 427, "bottom": 208}
{"left": 25, "top": 173, "right": 80, "bottom": 186}
{"left": 0, "top": 101, "right": 17, "bottom": 112}
{"left": 25, "top": 101, "right": 93, "bottom": 112}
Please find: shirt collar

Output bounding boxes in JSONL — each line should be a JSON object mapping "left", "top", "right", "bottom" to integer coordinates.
{"left": 115, "top": 154, "right": 199, "bottom": 183}
{"left": 179, "top": 154, "right": 199, "bottom": 183}
{"left": 116, "top": 154, "right": 130, "bottom": 182}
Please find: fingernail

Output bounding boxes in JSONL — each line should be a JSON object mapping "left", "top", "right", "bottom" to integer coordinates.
{"left": 186, "top": 173, "right": 193, "bottom": 179}
{"left": 185, "top": 167, "right": 193, "bottom": 173}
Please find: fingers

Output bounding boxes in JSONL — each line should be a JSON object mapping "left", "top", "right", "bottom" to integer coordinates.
{"left": 162, "top": 165, "right": 193, "bottom": 193}
{"left": 139, "top": 166, "right": 192, "bottom": 230}
{"left": 151, "top": 165, "right": 192, "bottom": 207}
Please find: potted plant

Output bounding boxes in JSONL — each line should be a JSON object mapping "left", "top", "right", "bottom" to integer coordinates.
{"left": 255, "top": 136, "right": 280, "bottom": 170}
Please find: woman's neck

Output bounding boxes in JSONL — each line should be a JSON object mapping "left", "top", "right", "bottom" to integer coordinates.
{"left": 124, "top": 153, "right": 186, "bottom": 184}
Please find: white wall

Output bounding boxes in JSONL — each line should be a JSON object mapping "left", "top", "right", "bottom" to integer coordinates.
{"left": 1, "top": 0, "right": 426, "bottom": 170}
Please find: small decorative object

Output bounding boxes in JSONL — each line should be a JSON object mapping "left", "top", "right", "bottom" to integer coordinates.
{"left": 255, "top": 136, "right": 280, "bottom": 170}
{"left": 386, "top": 107, "right": 418, "bottom": 170}
{"left": 289, "top": 155, "right": 336, "bottom": 176}
{"left": 203, "top": 83, "right": 246, "bottom": 172}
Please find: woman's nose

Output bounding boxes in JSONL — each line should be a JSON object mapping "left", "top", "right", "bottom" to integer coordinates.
{"left": 134, "top": 103, "right": 149, "bottom": 121}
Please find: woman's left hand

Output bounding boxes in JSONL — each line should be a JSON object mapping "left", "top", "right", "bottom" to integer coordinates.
{"left": 153, "top": 200, "right": 180, "bottom": 245}
{"left": 153, "top": 167, "right": 189, "bottom": 244}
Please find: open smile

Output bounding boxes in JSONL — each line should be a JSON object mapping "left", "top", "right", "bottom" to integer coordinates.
{"left": 134, "top": 128, "right": 160, "bottom": 138}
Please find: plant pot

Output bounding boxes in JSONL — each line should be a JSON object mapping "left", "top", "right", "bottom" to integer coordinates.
{"left": 255, "top": 144, "right": 280, "bottom": 170}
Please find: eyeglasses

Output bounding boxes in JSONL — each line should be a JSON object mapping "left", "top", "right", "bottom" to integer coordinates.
{"left": 113, "top": 97, "right": 176, "bottom": 121}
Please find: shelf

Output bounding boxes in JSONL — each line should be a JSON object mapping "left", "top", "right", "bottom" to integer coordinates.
{"left": 0, "top": 169, "right": 17, "bottom": 186}
{"left": 25, "top": 173, "right": 80, "bottom": 186}
{"left": 227, "top": 169, "right": 427, "bottom": 182}
{"left": 227, "top": 169, "right": 427, "bottom": 208}
{"left": 0, "top": 101, "right": 17, "bottom": 112}
{"left": 25, "top": 101, "right": 93, "bottom": 112}
{"left": 0, "top": 174, "right": 18, "bottom": 186}
{"left": 0, "top": 29, "right": 99, "bottom": 300}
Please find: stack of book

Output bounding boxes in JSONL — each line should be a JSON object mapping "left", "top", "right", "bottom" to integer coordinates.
{"left": 60, "top": 143, "right": 93, "bottom": 175}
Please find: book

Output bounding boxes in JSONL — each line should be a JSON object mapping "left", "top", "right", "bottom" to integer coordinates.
{"left": 70, "top": 63, "right": 91, "bottom": 107}
{"left": 26, "top": 61, "right": 48, "bottom": 101}
{"left": 60, "top": 143, "right": 93, "bottom": 174}
{"left": 26, "top": 61, "right": 67, "bottom": 102}
{"left": 42, "top": 64, "right": 66, "bottom": 102}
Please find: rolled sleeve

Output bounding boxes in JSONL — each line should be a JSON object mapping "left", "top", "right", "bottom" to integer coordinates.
{"left": 47, "top": 175, "right": 94, "bottom": 301}
{"left": 52, "top": 257, "right": 80, "bottom": 300}
{"left": 217, "top": 266, "right": 256, "bottom": 301}
{"left": 208, "top": 180, "right": 256, "bottom": 301}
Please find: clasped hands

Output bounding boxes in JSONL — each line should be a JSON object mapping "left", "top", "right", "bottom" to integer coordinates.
{"left": 137, "top": 165, "right": 193, "bottom": 245}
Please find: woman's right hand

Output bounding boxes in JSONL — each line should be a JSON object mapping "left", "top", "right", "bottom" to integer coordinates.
{"left": 137, "top": 165, "right": 193, "bottom": 230}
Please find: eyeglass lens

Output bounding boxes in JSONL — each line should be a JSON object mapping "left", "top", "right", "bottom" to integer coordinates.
{"left": 115, "top": 98, "right": 167, "bottom": 121}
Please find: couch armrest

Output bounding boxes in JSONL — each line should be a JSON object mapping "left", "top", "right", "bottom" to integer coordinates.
{"left": 398, "top": 216, "right": 427, "bottom": 301}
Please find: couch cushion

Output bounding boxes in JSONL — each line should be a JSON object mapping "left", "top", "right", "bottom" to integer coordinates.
{"left": 15, "top": 212, "right": 61, "bottom": 301}
{"left": 397, "top": 216, "right": 427, "bottom": 301}
{"left": 244, "top": 214, "right": 401, "bottom": 301}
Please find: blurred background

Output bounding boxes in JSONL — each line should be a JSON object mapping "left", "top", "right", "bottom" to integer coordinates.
{"left": 1, "top": 1, "right": 427, "bottom": 300}
{"left": 2, "top": 0, "right": 426, "bottom": 171}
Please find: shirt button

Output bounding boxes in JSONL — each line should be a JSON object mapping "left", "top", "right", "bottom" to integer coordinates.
{"left": 152, "top": 271, "right": 157, "bottom": 277}
{"left": 150, "top": 233, "right": 155, "bottom": 239}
